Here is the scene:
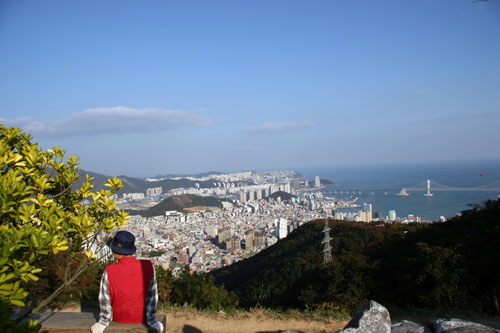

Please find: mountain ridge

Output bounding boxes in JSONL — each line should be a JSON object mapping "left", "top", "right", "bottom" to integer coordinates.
{"left": 75, "top": 169, "right": 237, "bottom": 195}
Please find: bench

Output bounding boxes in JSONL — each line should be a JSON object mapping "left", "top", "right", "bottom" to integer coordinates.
{"left": 33, "top": 312, "right": 167, "bottom": 332}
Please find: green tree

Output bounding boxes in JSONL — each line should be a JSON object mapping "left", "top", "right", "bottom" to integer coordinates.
{"left": 0, "top": 125, "right": 128, "bottom": 317}
{"left": 166, "top": 266, "right": 236, "bottom": 310}
{"left": 155, "top": 265, "right": 175, "bottom": 304}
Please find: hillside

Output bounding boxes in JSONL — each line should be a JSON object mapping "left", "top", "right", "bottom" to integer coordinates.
{"left": 211, "top": 199, "right": 500, "bottom": 315}
{"left": 129, "top": 194, "right": 223, "bottom": 217}
{"left": 210, "top": 219, "right": 396, "bottom": 311}
{"left": 75, "top": 169, "right": 241, "bottom": 195}
{"left": 266, "top": 190, "right": 296, "bottom": 201}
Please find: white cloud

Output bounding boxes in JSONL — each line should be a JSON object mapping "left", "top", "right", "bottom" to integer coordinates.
{"left": 246, "top": 120, "right": 315, "bottom": 133}
{"left": 1, "top": 107, "right": 212, "bottom": 136}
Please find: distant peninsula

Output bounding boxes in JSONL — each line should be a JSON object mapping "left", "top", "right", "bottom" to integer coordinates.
{"left": 319, "top": 178, "right": 334, "bottom": 185}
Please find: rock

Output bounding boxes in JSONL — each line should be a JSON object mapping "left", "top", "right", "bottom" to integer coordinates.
{"left": 391, "top": 320, "right": 431, "bottom": 333}
{"left": 337, "top": 300, "right": 391, "bottom": 333}
{"left": 434, "top": 318, "right": 500, "bottom": 333}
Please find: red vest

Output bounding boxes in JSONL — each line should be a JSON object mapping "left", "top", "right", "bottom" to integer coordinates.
{"left": 106, "top": 257, "right": 154, "bottom": 324}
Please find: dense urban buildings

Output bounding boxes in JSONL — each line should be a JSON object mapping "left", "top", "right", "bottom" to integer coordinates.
{"left": 116, "top": 170, "right": 425, "bottom": 274}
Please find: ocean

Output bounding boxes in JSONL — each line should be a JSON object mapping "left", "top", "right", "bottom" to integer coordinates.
{"left": 297, "top": 160, "right": 500, "bottom": 221}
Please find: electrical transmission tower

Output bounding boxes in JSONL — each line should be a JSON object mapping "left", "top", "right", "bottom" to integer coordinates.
{"left": 322, "top": 216, "right": 332, "bottom": 264}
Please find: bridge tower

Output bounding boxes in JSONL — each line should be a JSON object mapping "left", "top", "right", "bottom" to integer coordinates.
{"left": 322, "top": 217, "right": 332, "bottom": 264}
{"left": 424, "top": 179, "right": 433, "bottom": 197}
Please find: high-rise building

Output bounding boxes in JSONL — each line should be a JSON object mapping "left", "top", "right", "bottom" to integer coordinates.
{"left": 123, "top": 192, "right": 145, "bottom": 200}
{"left": 244, "top": 230, "right": 254, "bottom": 250}
{"left": 254, "top": 232, "right": 265, "bottom": 248}
{"left": 362, "top": 203, "right": 373, "bottom": 222}
{"left": 146, "top": 187, "right": 162, "bottom": 196}
{"left": 334, "top": 212, "right": 345, "bottom": 220}
{"left": 223, "top": 239, "right": 233, "bottom": 250}
{"left": 389, "top": 210, "right": 397, "bottom": 221}
{"left": 363, "top": 203, "right": 372, "bottom": 214}
{"left": 310, "top": 200, "right": 317, "bottom": 210}
{"left": 270, "top": 185, "right": 278, "bottom": 194}
{"left": 217, "top": 227, "right": 231, "bottom": 245}
{"left": 188, "top": 245, "right": 196, "bottom": 258}
{"left": 358, "top": 210, "right": 372, "bottom": 223}
{"left": 275, "top": 218, "right": 288, "bottom": 239}
{"left": 315, "top": 176, "right": 321, "bottom": 188}
{"left": 232, "top": 236, "right": 241, "bottom": 251}
{"left": 239, "top": 191, "right": 246, "bottom": 203}
{"left": 206, "top": 226, "right": 218, "bottom": 238}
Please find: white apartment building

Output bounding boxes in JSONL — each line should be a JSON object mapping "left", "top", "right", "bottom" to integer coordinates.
{"left": 275, "top": 217, "right": 288, "bottom": 239}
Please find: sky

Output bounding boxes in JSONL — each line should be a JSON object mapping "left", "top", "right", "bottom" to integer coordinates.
{"left": 1, "top": 0, "right": 499, "bottom": 177}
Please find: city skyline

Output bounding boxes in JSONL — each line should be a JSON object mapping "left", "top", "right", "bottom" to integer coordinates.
{"left": 1, "top": 0, "right": 499, "bottom": 177}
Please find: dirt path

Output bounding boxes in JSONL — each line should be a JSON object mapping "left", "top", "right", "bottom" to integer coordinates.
{"left": 163, "top": 311, "right": 347, "bottom": 333}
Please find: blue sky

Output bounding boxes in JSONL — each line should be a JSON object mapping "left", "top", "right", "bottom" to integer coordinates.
{"left": 1, "top": 0, "right": 499, "bottom": 177}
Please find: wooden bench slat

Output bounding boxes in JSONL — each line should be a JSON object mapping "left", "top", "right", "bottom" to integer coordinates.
{"left": 33, "top": 312, "right": 166, "bottom": 332}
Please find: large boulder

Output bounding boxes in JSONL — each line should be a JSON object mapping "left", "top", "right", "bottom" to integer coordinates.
{"left": 391, "top": 320, "right": 431, "bottom": 333}
{"left": 434, "top": 318, "right": 500, "bottom": 333}
{"left": 337, "top": 300, "right": 391, "bottom": 333}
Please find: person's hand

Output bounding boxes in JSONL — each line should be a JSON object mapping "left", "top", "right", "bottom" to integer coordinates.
{"left": 151, "top": 321, "right": 164, "bottom": 333}
{"left": 91, "top": 322, "right": 106, "bottom": 333}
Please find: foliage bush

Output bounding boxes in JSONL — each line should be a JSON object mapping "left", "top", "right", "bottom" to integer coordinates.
{"left": 157, "top": 265, "right": 236, "bottom": 310}
{"left": 0, "top": 299, "right": 40, "bottom": 333}
{"left": 22, "top": 253, "right": 107, "bottom": 307}
{"left": 0, "top": 125, "right": 127, "bottom": 329}
{"left": 27, "top": 262, "right": 237, "bottom": 312}
{"left": 374, "top": 199, "right": 500, "bottom": 314}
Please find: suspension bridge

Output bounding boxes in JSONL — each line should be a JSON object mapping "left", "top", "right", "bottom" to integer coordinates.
{"left": 324, "top": 179, "right": 500, "bottom": 195}
{"left": 404, "top": 179, "right": 500, "bottom": 192}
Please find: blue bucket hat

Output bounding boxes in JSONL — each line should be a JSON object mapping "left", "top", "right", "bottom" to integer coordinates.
{"left": 107, "top": 230, "right": 137, "bottom": 255}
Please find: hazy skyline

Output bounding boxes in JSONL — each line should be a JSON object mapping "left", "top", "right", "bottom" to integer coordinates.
{"left": 1, "top": 0, "right": 499, "bottom": 177}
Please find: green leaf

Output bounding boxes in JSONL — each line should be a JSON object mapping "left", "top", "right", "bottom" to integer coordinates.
{"left": 0, "top": 283, "right": 13, "bottom": 291}
{"left": 10, "top": 299, "right": 25, "bottom": 307}
{"left": 30, "top": 234, "right": 40, "bottom": 248}
{"left": 0, "top": 257, "right": 8, "bottom": 267}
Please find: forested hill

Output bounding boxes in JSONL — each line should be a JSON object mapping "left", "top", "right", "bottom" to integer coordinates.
{"left": 75, "top": 169, "right": 243, "bottom": 195}
{"left": 210, "top": 199, "right": 500, "bottom": 315}
{"left": 210, "top": 218, "right": 398, "bottom": 310}
{"left": 128, "top": 194, "right": 223, "bottom": 217}
{"left": 267, "top": 191, "right": 296, "bottom": 201}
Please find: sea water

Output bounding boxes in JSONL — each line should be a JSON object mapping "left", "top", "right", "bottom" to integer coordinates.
{"left": 297, "top": 160, "right": 500, "bottom": 221}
